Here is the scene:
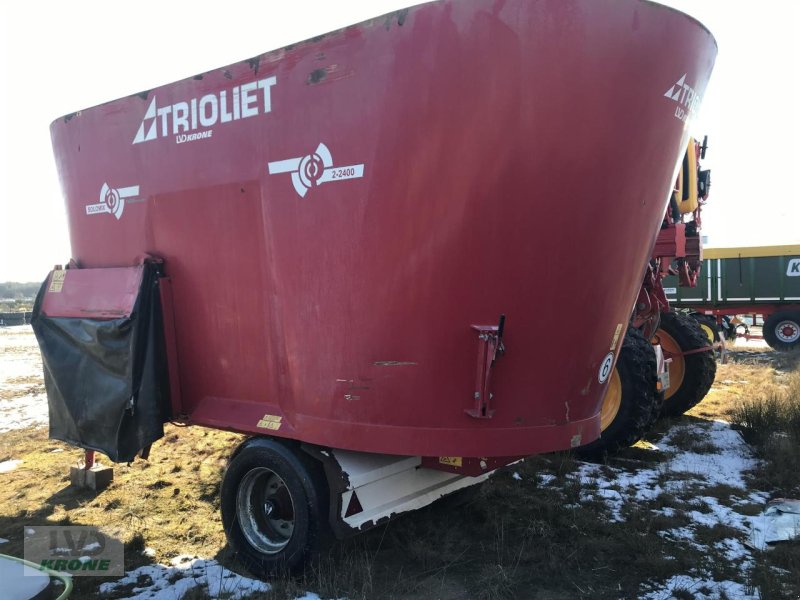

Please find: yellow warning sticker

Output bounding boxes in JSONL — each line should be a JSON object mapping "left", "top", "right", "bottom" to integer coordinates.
{"left": 609, "top": 323, "right": 624, "bottom": 351}
{"left": 49, "top": 270, "right": 66, "bottom": 293}
{"left": 439, "top": 456, "right": 462, "bottom": 467}
{"left": 256, "top": 414, "right": 282, "bottom": 430}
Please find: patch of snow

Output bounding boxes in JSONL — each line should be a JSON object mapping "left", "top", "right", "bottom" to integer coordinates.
{"left": 658, "top": 527, "right": 705, "bottom": 554}
{"left": 713, "top": 538, "right": 751, "bottom": 563}
{"left": 142, "top": 547, "right": 156, "bottom": 558}
{"left": 82, "top": 541, "right": 101, "bottom": 551}
{"left": 731, "top": 337, "right": 769, "bottom": 349}
{"left": 98, "top": 557, "right": 271, "bottom": 600}
{"left": 512, "top": 471, "right": 522, "bottom": 481}
{"left": 0, "top": 326, "right": 48, "bottom": 433}
{"left": 538, "top": 473, "right": 557, "bottom": 486}
{"left": 572, "top": 420, "right": 767, "bottom": 592}
{"left": 752, "top": 491, "right": 770, "bottom": 502}
{"left": 170, "top": 554, "right": 197, "bottom": 566}
{"left": 0, "top": 393, "right": 48, "bottom": 433}
{"left": 639, "top": 575, "right": 758, "bottom": 599}
{"left": 751, "top": 500, "right": 800, "bottom": 547}
{"left": 0, "top": 537, "right": 8, "bottom": 544}
{"left": 662, "top": 421, "right": 758, "bottom": 489}
{"left": 0, "top": 327, "right": 42, "bottom": 380}
{"left": 0, "top": 459, "right": 22, "bottom": 473}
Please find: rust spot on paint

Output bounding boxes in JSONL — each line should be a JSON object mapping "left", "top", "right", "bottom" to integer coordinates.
{"left": 373, "top": 361, "right": 418, "bottom": 367}
{"left": 193, "top": 74, "right": 204, "bottom": 81}
{"left": 137, "top": 90, "right": 150, "bottom": 101}
{"left": 307, "top": 69, "right": 327, "bottom": 84}
{"left": 385, "top": 9, "right": 409, "bottom": 29}
{"left": 63, "top": 112, "right": 78, "bottom": 123}
{"left": 223, "top": 70, "right": 233, "bottom": 80}
{"left": 247, "top": 57, "right": 260, "bottom": 75}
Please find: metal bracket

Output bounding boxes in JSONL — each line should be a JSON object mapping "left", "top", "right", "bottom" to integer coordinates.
{"left": 466, "top": 315, "right": 506, "bottom": 419}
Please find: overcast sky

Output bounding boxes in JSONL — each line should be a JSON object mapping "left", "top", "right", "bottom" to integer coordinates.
{"left": 1, "top": 0, "right": 798, "bottom": 282}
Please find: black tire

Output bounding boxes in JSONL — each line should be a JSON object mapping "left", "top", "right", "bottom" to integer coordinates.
{"left": 221, "top": 438, "right": 328, "bottom": 577}
{"left": 578, "top": 327, "right": 657, "bottom": 458}
{"left": 656, "top": 311, "right": 716, "bottom": 417}
{"left": 763, "top": 311, "right": 800, "bottom": 352}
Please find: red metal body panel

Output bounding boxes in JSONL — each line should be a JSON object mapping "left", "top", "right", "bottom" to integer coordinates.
{"left": 39, "top": 266, "right": 144, "bottom": 319}
{"left": 48, "top": 0, "right": 716, "bottom": 457}
{"left": 696, "top": 305, "right": 800, "bottom": 318}
{"left": 158, "top": 277, "right": 185, "bottom": 418}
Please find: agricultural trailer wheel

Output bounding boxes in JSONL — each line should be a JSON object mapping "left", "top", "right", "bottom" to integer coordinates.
{"left": 690, "top": 313, "right": 721, "bottom": 345}
{"left": 763, "top": 311, "right": 800, "bottom": 351}
{"left": 655, "top": 311, "right": 716, "bottom": 417}
{"left": 577, "top": 327, "right": 657, "bottom": 458}
{"left": 221, "top": 437, "right": 329, "bottom": 578}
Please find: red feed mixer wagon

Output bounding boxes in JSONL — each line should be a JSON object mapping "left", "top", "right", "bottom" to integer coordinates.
{"left": 33, "top": 0, "right": 716, "bottom": 575}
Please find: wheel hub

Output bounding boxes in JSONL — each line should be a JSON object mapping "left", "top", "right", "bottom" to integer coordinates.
{"left": 776, "top": 321, "right": 800, "bottom": 344}
{"left": 236, "top": 467, "right": 295, "bottom": 555}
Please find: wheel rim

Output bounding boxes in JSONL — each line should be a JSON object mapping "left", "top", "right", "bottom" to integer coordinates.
{"left": 236, "top": 467, "right": 295, "bottom": 555}
{"left": 699, "top": 323, "right": 715, "bottom": 344}
{"left": 775, "top": 320, "right": 800, "bottom": 344}
{"left": 655, "top": 329, "right": 685, "bottom": 400}
{"left": 600, "top": 367, "right": 622, "bottom": 431}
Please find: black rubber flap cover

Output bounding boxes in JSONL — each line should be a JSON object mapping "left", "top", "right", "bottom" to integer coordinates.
{"left": 31, "top": 263, "right": 169, "bottom": 462}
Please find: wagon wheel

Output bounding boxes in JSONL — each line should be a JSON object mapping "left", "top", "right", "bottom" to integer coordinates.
{"left": 690, "top": 313, "right": 721, "bottom": 345}
{"left": 655, "top": 311, "right": 716, "bottom": 417}
{"left": 763, "top": 311, "right": 800, "bottom": 352}
{"left": 221, "top": 438, "right": 329, "bottom": 577}
{"left": 577, "top": 327, "right": 658, "bottom": 458}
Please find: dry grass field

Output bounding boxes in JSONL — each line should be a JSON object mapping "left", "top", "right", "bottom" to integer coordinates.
{"left": 1, "top": 326, "right": 799, "bottom": 599}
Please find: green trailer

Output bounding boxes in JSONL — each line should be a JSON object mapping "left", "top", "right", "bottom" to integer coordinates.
{"left": 664, "top": 245, "right": 800, "bottom": 350}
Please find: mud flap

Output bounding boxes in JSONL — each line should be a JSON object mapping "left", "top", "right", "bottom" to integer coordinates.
{"left": 31, "top": 262, "right": 170, "bottom": 462}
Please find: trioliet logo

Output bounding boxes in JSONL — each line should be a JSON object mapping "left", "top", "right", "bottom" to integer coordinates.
{"left": 664, "top": 73, "right": 702, "bottom": 123}
{"left": 133, "top": 76, "right": 277, "bottom": 145}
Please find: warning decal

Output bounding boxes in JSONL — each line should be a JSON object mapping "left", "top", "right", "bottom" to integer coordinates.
{"left": 48, "top": 271, "right": 66, "bottom": 293}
